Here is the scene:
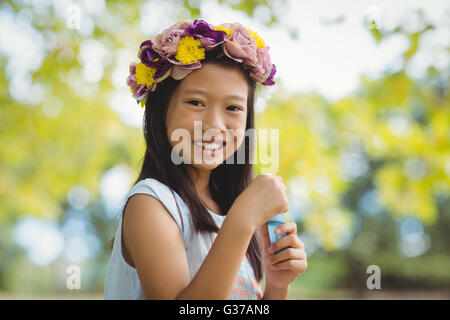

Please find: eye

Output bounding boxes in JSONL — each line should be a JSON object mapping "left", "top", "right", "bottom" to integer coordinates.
{"left": 187, "top": 100, "right": 204, "bottom": 107}
{"left": 227, "top": 105, "right": 243, "bottom": 112}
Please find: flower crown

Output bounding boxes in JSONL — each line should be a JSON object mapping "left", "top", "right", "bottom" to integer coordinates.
{"left": 127, "top": 19, "right": 277, "bottom": 108}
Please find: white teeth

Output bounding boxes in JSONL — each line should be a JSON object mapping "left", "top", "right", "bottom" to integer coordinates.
{"left": 194, "top": 141, "right": 222, "bottom": 150}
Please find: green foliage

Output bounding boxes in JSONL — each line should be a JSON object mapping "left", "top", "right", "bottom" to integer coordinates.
{"left": 1, "top": 0, "right": 449, "bottom": 297}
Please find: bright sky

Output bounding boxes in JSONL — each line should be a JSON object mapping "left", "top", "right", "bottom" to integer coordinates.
{"left": 201, "top": 0, "right": 450, "bottom": 100}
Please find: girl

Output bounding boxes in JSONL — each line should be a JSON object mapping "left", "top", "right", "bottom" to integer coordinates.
{"left": 104, "top": 20, "right": 307, "bottom": 300}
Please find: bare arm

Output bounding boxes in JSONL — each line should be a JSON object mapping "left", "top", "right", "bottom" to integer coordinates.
{"left": 123, "top": 194, "right": 255, "bottom": 300}
{"left": 176, "top": 208, "right": 254, "bottom": 299}
{"left": 123, "top": 194, "right": 190, "bottom": 299}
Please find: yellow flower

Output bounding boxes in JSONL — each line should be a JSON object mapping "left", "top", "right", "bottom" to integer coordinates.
{"left": 247, "top": 28, "right": 265, "bottom": 49}
{"left": 139, "top": 99, "right": 146, "bottom": 108}
{"left": 215, "top": 25, "right": 232, "bottom": 36}
{"left": 135, "top": 62, "right": 156, "bottom": 88}
{"left": 175, "top": 36, "right": 205, "bottom": 64}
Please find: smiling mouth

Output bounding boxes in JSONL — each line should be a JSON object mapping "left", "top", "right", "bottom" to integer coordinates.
{"left": 193, "top": 140, "right": 226, "bottom": 151}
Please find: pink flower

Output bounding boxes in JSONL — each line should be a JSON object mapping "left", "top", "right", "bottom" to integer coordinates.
{"left": 170, "top": 62, "right": 202, "bottom": 80}
{"left": 153, "top": 21, "right": 203, "bottom": 80}
{"left": 250, "top": 46, "right": 272, "bottom": 83}
{"left": 220, "top": 23, "right": 258, "bottom": 67}
{"left": 153, "top": 21, "right": 190, "bottom": 64}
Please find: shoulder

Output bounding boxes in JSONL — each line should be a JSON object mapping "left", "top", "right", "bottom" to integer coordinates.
{"left": 121, "top": 184, "right": 185, "bottom": 268}
{"left": 123, "top": 192, "right": 180, "bottom": 237}
{"left": 124, "top": 178, "right": 180, "bottom": 226}
{"left": 130, "top": 178, "right": 174, "bottom": 197}
{"left": 127, "top": 178, "right": 181, "bottom": 216}
{"left": 122, "top": 177, "right": 190, "bottom": 241}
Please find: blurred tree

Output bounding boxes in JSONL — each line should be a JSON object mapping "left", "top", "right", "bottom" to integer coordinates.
{"left": 0, "top": 0, "right": 449, "bottom": 296}
{"left": 256, "top": 15, "right": 450, "bottom": 291}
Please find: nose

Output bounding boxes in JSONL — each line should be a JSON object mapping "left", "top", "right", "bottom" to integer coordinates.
{"left": 201, "top": 107, "right": 227, "bottom": 135}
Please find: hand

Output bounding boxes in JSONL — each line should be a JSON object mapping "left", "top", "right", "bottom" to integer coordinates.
{"left": 261, "top": 221, "right": 307, "bottom": 290}
{"left": 228, "top": 173, "right": 289, "bottom": 231}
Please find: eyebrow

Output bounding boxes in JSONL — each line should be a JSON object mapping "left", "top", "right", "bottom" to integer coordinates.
{"left": 183, "top": 88, "right": 247, "bottom": 103}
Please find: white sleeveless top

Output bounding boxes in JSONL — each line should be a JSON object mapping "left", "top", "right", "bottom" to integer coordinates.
{"left": 104, "top": 177, "right": 263, "bottom": 300}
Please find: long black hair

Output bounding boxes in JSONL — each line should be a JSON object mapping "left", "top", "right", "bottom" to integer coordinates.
{"left": 125, "top": 52, "right": 263, "bottom": 281}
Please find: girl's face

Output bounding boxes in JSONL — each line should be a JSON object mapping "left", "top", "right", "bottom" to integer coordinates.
{"left": 165, "top": 62, "right": 249, "bottom": 171}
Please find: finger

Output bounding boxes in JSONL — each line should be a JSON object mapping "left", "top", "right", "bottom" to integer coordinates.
{"left": 260, "top": 223, "right": 271, "bottom": 250}
{"left": 268, "top": 233, "right": 304, "bottom": 254}
{"left": 273, "top": 221, "right": 297, "bottom": 237}
{"left": 261, "top": 224, "right": 276, "bottom": 261}
{"left": 271, "top": 259, "right": 308, "bottom": 274}
{"left": 271, "top": 247, "right": 306, "bottom": 265}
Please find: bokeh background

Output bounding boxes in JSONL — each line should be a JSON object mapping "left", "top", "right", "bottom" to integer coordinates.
{"left": 0, "top": 0, "right": 449, "bottom": 299}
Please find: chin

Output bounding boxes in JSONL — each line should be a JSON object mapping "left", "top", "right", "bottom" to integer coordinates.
{"left": 190, "top": 162, "right": 222, "bottom": 172}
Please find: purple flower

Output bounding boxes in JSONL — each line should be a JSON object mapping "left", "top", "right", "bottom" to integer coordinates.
{"left": 185, "top": 19, "right": 226, "bottom": 51}
{"left": 263, "top": 64, "right": 276, "bottom": 86}
{"left": 139, "top": 40, "right": 172, "bottom": 81}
